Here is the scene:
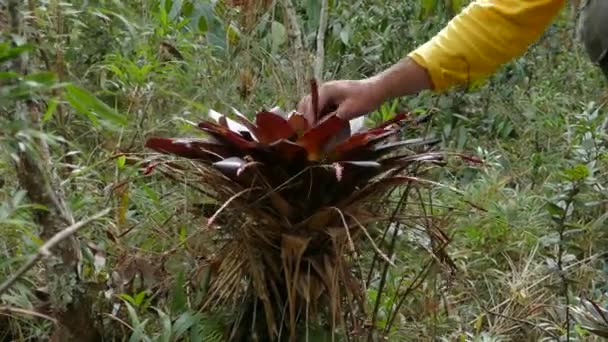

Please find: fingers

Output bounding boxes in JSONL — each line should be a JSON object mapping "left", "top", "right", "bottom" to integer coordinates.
{"left": 299, "top": 82, "right": 335, "bottom": 125}
{"left": 297, "top": 94, "right": 313, "bottom": 124}
{"left": 335, "top": 99, "right": 361, "bottom": 122}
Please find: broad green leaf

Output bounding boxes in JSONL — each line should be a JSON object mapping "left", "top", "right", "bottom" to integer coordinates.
{"left": 227, "top": 24, "right": 240, "bottom": 46}
{"left": 25, "top": 72, "right": 56, "bottom": 87}
{"left": 173, "top": 311, "right": 201, "bottom": 338}
{"left": 339, "top": 27, "right": 350, "bottom": 46}
{"left": 155, "top": 308, "right": 172, "bottom": 342}
{"left": 123, "top": 301, "right": 140, "bottom": 326}
{"left": 134, "top": 291, "right": 147, "bottom": 307}
{"left": 129, "top": 318, "right": 149, "bottom": 342}
{"left": 421, "top": 0, "right": 437, "bottom": 18}
{"left": 65, "top": 84, "right": 127, "bottom": 128}
{"left": 271, "top": 21, "right": 287, "bottom": 53}
{"left": 120, "top": 293, "right": 137, "bottom": 307}
{"left": 198, "top": 15, "right": 208, "bottom": 32}
{"left": 0, "top": 43, "right": 34, "bottom": 64}
{"left": 305, "top": 0, "right": 321, "bottom": 32}
{"left": 168, "top": 0, "right": 183, "bottom": 20}
{"left": 171, "top": 270, "right": 187, "bottom": 314}
{"left": 117, "top": 155, "right": 127, "bottom": 169}
{"left": 0, "top": 71, "right": 20, "bottom": 79}
{"left": 563, "top": 164, "right": 589, "bottom": 181}
{"left": 42, "top": 97, "right": 59, "bottom": 123}
{"left": 545, "top": 202, "right": 565, "bottom": 217}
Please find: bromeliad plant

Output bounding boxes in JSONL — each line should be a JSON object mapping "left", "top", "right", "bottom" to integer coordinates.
{"left": 143, "top": 83, "right": 461, "bottom": 341}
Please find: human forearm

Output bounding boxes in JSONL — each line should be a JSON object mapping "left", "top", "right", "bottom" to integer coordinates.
{"left": 366, "top": 57, "right": 434, "bottom": 102}
{"left": 369, "top": 0, "right": 566, "bottom": 98}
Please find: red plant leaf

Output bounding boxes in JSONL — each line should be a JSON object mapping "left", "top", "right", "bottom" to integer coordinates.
{"left": 255, "top": 111, "right": 296, "bottom": 144}
{"left": 296, "top": 115, "right": 348, "bottom": 161}
{"left": 145, "top": 137, "right": 229, "bottom": 161}
{"left": 198, "top": 121, "right": 258, "bottom": 150}
{"left": 143, "top": 162, "right": 159, "bottom": 175}
{"left": 456, "top": 153, "right": 484, "bottom": 164}
{"left": 287, "top": 113, "right": 309, "bottom": 136}
{"left": 311, "top": 79, "right": 319, "bottom": 122}
{"left": 231, "top": 108, "right": 262, "bottom": 141}
{"left": 269, "top": 139, "right": 308, "bottom": 162}
{"left": 331, "top": 130, "right": 398, "bottom": 160}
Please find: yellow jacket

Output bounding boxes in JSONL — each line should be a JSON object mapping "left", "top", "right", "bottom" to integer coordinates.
{"left": 408, "top": 0, "right": 567, "bottom": 91}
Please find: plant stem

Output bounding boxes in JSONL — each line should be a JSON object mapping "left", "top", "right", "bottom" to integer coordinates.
{"left": 279, "top": 0, "right": 308, "bottom": 96}
{"left": 556, "top": 184, "right": 579, "bottom": 341}
{"left": 368, "top": 184, "right": 412, "bottom": 341}
{"left": 313, "top": 0, "right": 329, "bottom": 82}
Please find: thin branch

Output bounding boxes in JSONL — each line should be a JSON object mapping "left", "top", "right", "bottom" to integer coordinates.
{"left": 0, "top": 306, "right": 58, "bottom": 324}
{"left": 368, "top": 184, "right": 413, "bottom": 340}
{"left": 313, "top": 0, "right": 329, "bottom": 82}
{"left": 279, "top": 0, "right": 308, "bottom": 95}
{"left": 0, "top": 208, "right": 111, "bottom": 296}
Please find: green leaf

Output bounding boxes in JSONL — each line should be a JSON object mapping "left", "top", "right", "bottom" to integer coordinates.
{"left": 123, "top": 301, "right": 140, "bottom": 326}
{"left": 117, "top": 155, "right": 127, "bottom": 169}
{"left": 120, "top": 293, "right": 137, "bottom": 307}
{"left": 198, "top": 15, "right": 208, "bottom": 32}
{"left": 133, "top": 291, "right": 147, "bottom": 307}
{"left": 173, "top": 311, "right": 201, "bottom": 338}
{"left": 0, "top": 43, "right": 34, "bottom": 64}
{"left": 25, "top": 72, "right": 57, "bottom": 87}
{"left": 171, "top": 270, "right": 187, "bottom": 314}
{"left": 227, "top": 24, "right": 240, "bottom": 46}
{"left": 339, "top": 26, "right": 350, "bottom": 46}
{"left": 545, "top": 202, "right": 564, "bottom": 217}
{"left": 65, "top": 84, "right": 127, "bottom": 128}
{"left": 421, "top": 0, "right": 437, "bottom": 18}
{"left": 451, "top": 0, "right": 467, "bottom": 13}
{"left": 168, "top": 0, "right": 183, "bottom": 20}
{"left": 129, "top": 318, "right": 149, "bottom": 342}
{"left": 0, "top": 71, "right": 20, "bottom": 79}
{"left": 42, "top": 97, "right": 59, "bottom": 123}
{"left": 154, "top": 308, "right": 172, "bottom": 342}
{"left": 563, "top": 164, "right": 589, "bottom": 181}
{"left": 271, "top": 21, "right": 287, "bottom": 53}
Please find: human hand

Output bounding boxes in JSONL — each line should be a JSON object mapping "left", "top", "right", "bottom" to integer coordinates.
{"left": 296, "top": 79, "right": 385, "bottom": 125}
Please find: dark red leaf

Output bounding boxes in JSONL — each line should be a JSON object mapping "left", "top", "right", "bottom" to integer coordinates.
{"left": 198, "top": 121, "right": 258, "bottom": 150}
{"left": 269, "top": 139, "right": 308, "bottom": 162}
{"left": 287, "top": 113, "right": 309, "bottom": 136}
{"left": 145, "top": 137, "right": 229, "bottom": 161}
{"left": 296, "top": 115, "right": 348, "bottom": 161}
{"left": 332, "top": 130, "right": 397, "bottom": 160}
{"left": 231, "top": 109, "right": 262, "bottom": 141}
{"left": 456, "top": 153, "right": 484, "bottom": 164}
{"left": 255, "top": 111, "right": 296, "bottom": 143}
{"left": 311, "top": 79, "right": 319, "bottom": 122}
{"left": 143, "top": 162, "right": 159, "bottom": 175}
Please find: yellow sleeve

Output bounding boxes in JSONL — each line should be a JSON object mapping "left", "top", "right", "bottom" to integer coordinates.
{"left": 408, "top": 0, "right": 566, "bottom": 91}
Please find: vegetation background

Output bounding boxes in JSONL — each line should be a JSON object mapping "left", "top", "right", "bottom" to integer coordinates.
{"left": 1, "top": 0, "right": 608, "bottom": 341}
